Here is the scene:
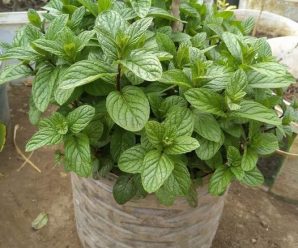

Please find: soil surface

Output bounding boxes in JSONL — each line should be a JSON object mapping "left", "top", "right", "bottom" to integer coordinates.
{"left": 0, "top": 85, "right": 297, "bottom": 248}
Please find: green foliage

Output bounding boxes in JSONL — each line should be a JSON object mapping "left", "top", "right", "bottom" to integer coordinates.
{"left": 2, "top": 0, "right": 296, "bottom": 206}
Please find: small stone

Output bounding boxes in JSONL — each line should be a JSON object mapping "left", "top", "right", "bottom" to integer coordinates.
{"left": 251, "top": 238, "right": 257, "bottom": 244}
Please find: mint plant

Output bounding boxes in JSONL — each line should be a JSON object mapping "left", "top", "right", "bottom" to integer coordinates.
{"left": 0, "top": 0, "right": 297, "bottom": 206}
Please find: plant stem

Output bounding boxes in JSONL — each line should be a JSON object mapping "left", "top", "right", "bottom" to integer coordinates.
{"left": 252, "top": 0, "right": 265, "bottom": 37}
{"left": 171, "top": 0, "right": 183, "bottom": 32}
{"left": 116, "top": 64, "right": 121, "bottom": 91}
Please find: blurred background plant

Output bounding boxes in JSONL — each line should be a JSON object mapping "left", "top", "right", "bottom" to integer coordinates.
{"left": 0, "top": 0, "right": 48, "bottom": 11}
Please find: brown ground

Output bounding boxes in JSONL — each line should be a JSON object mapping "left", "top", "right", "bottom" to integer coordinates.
{"left": 0, "top": 85, "right": 297, "bottom": 248}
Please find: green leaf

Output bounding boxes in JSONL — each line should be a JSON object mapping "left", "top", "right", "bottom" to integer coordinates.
{"left": 98, "top": 0, "right": 112, "bottom": 13}
{"left": 126, "top": 17, "right": 153, "bottom": 45}
{"left": 159, "top": 69, "right": 192, "bottom": 88}
{"left": 95, "top": 10, "right": 126, "bottom": 38}
{"left": 209, "top": 165, "right": 233, "bottom": 195}
{"left": 230, "top": 100, "right": 281, "bottom": 126}
{"left": 106, "top": 86, "right": 150, "bottom": 132}
{"left": 242, "top": 17, "right": 255, "bottom": 35}
{"left": 155, "top": 186, "right": 175, "bottom": 206}
{"left": 185, "top": 88, "right": 226, "bottom": 117}
{"left": 64, "top": 133, "right": 92, "bottom": 177}
{"left": 163, "top": 160, "right": 191, "bottom": 196}
{"left": 118, "top": 145, "right": 147, "bottom": 174}
{"left": 0, "top": 64, "right": 32, "bottom": 85}
{"left": 195, "top": 133, "right": 224, "bottom": 160}
{"left": 247, "top": 62, "right": 294, "bottom": 88}
{"left": 130, "top": 0, "right": 151, "bottom": 18}
{"left": 26, "top": 113, "right": 68, "bottom": 152}
{"left": 227, "top": 146, "right": 241, "bottom": 167}
{"left": 193, "top": 111, "right": 222, "bottom": 142}
{"left": 77, "top": 0, "right": 97, "bottom": 16}
{"left": 226, "top": 69, "right": 247, "bottom": 101}
{"left": 59, "top": 60, "right": 116, "bottom": 89}
{"left": 142, "top": 150, "right": 174, "bottom": 193}
{"left": 84, "top": 119, "right": 104, "bottom": 146}
{"left": 66, "top": 105, "right": 95, "bottom": 134}
{"left": 32, "top": 65, "right": 59, "bottom": 112}
{"left": 45, "top": 14, "right": 69, "bottom": 40}
{"left": 0, "top": 47, "right": 41, "bottom": 61}
{"left": 164, "top": 107, "right": 194, "bottom": 136}
{"left": 28, "top": 9, "right": 42, "bottom": 28}
{"left": 221, "top": 32, "right": 243, "bottom": 62}
{"left": 240, "top": 167, "right": 264, "bottom": 186}
{"left": 241, "top": 148, "right": 258, "bottom": 171}
{"left": 113, "top": 175, "right": 137, "bottom": 205}
{"left": 110, "top": 128, "right": 135, "bottom": 162}
{"left": 31, "top": 213, "right": 48, "bottom": 230}
{"left": 165, "top": 136, "right": 200, "bottom": 155}
{"left": 145, "top": 121, "right": 164, "bottom": 148}
{"left": 148, "top": 7, "right": 182, "bottom": 21}
{"left": 120, "top": 50, "right": 162, "bottom": 81}
{"left": 155, "top": 32, "right": 176, "bottom": 55}
{"left": 160, "top": 96, "right": 188, "bottom": 115}
{"left": 251, "top": 133, "right": 279, "bottom": 155}
{"left": 0, "top": 122, "right": 6, "bottom": 152}
{"left": 230, "top": 166, "right": 245, "bottom": 181}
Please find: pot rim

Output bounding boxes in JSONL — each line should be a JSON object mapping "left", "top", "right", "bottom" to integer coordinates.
{"left": 0, "top": 11, "right": 46, "bottom": 25}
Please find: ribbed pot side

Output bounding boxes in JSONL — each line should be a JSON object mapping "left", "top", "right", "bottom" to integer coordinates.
{"left": 71, "top": 173, "right": 227, "bottom": 248}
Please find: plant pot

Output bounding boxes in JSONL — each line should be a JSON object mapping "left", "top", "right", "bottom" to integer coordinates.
{"left": 71, "top": 173, "right": 227, "bottom": 248}
{"left": 239, "top": 0, "right": 298, "bottom": 22}
{"left": 233, "top": 9, "right": 298, "bottom": 37}
{"left": 267, "top": 36, "right": 298, "bottom": 79}
{"left": 0, "top": 59, "right": 10, "bottom": 138}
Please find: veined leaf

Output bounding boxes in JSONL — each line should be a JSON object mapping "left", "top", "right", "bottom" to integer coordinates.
{"left": 209, "top": 165, "right": 233, "bottom": 195}
{"left": 164, "top": 107, "right": 194, "bottom": 136}
{"left": 110, "top": 128, "right": 136, "bottom": 162}
{"left": 240, "top": 167, "right": 264, "bottom": 186}
{"left": 221, "top": 32, "right": 243, "bottom": 62}
{"left": 126, "top": 17, "right": 153, "bottom": 45}
{"left": 113, "top": 175, "right": 137, "bottom": 204}
{"left": 95, "top": 10, "right": 126, "bottom": 38}
{"left": 64, "top": 133, "right": 92, "bottom": 177}
{"left": 160, "top": 69, "right": 192, "bottom": 88}
{"left": 185, "top": 88, "right": 226, "bottom": 117}
{"left": 118, "top": 145, "right": 147, "bottom": 174}
{"left": 67, "top": 105, "right": 95, "bottom": 134}
{"left": 230, "top": 100, "right": 281, "bottom": 126}
{"left": 59, "top": 60, "right": 116, "bottom": 89}
{"left": 106, "top": 86, "right": 150, "bottom": 132}
{"left": 241, "top": 147, "right": 258, "bottom": 171}
{"left": 0, "top": 64, "right": 32, "bottom": 85}
{"left": 251, "top": 133, "right": 279, "bottom": 155}
{"left": 32, "top": 65, "right": 59, "bottom": 112}
{"left": 195, "top": 133, "right": 224, "bottom": 160}
{"left": 145, "top": 121, "right": 164, "bottom": 148}
{"left": 45, "top": 14, "right": 68, "bottom": 40}
{"left": 163, "top": 160, "right": 191, "bottom": 196}
{"left": 148, "top": 7, "right": 182, "bottom": 21}
{"left": 248, "top": 62, "right": 294, "bottom": 88}
{"left": 26, "top": 113, "right": 68, "bottom": 152}
{"left": 193, "top": 111, "right": 222, "bottom": 142}
{"left": 130, "top": 0, "right": 151, "bottom": 18}
{"left": 142, "top": 150, "right": 174, "bottom": 193}
{"left": 165, "top": 136, "right": 200, "bottom": 155}
{"left": 0, "top": 47, "right": 41, "bottom": 61}
{"left": 120, "top": 50, "right": 162, "bottom": 81}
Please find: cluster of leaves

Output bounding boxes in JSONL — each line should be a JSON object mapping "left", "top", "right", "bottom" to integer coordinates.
{"left": 0, "top": 0, "right": 297, "bottom": 206}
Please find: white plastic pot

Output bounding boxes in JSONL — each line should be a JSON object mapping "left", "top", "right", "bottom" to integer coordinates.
{"left": 239, "top": 0, "right": 298, "bottom": 22}
{"left": 234, "top": 9, "right": 298, "bottom": 37}
{"left": 267, "top": 36, "right": 298, "bottom": 79}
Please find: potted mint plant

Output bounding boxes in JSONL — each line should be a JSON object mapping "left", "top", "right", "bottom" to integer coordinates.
{"left": 0, "top": 0, "right": 297, "bottom": 247}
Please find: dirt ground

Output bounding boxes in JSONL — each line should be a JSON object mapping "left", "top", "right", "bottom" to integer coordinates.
{"left": 0, "top": 85, "right": 298, "bottom": 248}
